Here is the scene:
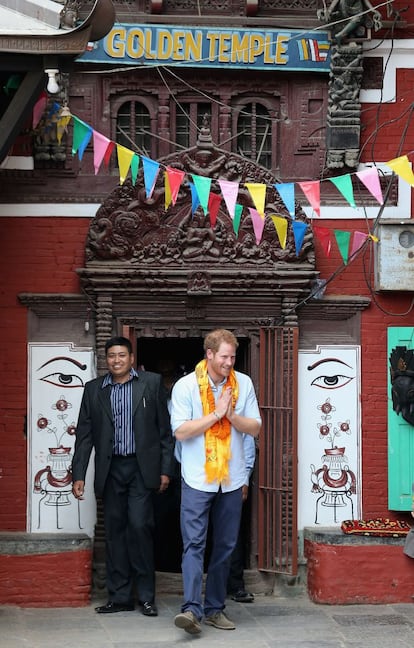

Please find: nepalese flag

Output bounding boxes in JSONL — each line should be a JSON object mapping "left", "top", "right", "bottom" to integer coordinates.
{"left": 297, "top": 39, "right": 330, "bottom": 63}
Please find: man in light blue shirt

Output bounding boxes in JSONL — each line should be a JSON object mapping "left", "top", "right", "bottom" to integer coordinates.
{"left": 171, "top": 329, "right": 261, "bottom": 635}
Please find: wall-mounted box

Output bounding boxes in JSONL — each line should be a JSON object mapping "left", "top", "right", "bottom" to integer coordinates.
{"left": 375, "top": 220, "right": 414, "bottom": 291}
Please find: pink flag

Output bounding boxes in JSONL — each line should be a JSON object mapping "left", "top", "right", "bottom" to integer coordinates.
{"left": 350, "top": 230, "right": 368, "bottom": 258}
{"left": 93, "top": 130, "right": 113, "bottom": 175}
{"left": 218, "top": 179, "right": 239, "bottom": 219}
{"left": 356, "top": 167, "right": 383, "bottom": 205}
{"left": 248, "top": 208, "right": 265, "bottom": 244}
{"left": 298, "top": 180, "right": 320, "bottom": 217}
{"left": 208, "top": 192, "right": 222, "bottom": 227}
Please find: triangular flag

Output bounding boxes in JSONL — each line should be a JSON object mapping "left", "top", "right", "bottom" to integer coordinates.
{"left": 56, "top": 112, "right": 72, "bottom": 145}
{"left": 32, "top": 91, "right": 48, "bottom": 129}
{"left": 356, "top": 167, "right": 383, "bottom": 205}
{"left": 233, "top": 204, "right": 243, "bottom": 236}
{"left": 313, "top": 225, "right": 332, "bottom": 257}
{"left": 165, "top": 172, "right": 172, "bottom": 210}
{"left": 270, "top": 215, "right": 288, "bottom": 249}
{"left": 192, "top": 174, "right": 212, "bottom": 215}
{"left": 116, "top": 144, "right": 135, "bottom": 185}
{"left": 245, "top": 183, "right": 266, "bottom": 217}
{"left": 328, "top": 174, "right": 356, "bottom": 208}
{"left": 103, "top": 141, "right": 115, "bottom": 167}
{"left": 142, "top": 156, "right": 160, "bottom": 198}
{"left": 71, "top": 115, "right": 92, "bottom": 161}
{"left": 274, "top": 183, "right": 295, "bottom": 217}
{"left": 248, "top": 207, "right": 265, "bottom": 244}
{"left": 350, "top": 230, "right": 368, "bottom": 258}
{"left": 218, "top": 179, "right": 239, "bottom": 219}
{"left": 298, "top": 180, "right": 320, "bottom": 217}
{"left": 208, "top": 192, "right": 222, "bottom": 227}
{"left": 334, "top": 230, "right": 351, "bottom": 264}
{"left": 93, "top": 130, "right": 112, "bottom": 175}
{"left": 166, "top": 167, "right": 185, "bottom": 206}
{"left": 130, "top": 154, "right": 140, "bottom": 185}
{"left": 292, "top": 220, "right": 307, "bottom": 256}
{"left": 189, "top": 182, "right": 200, "bottom": 214}
{"left": 386, "top": 155, "right": 414, "bottom": 186}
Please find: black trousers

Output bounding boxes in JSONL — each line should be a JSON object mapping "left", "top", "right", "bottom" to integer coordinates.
{"left": 102, "top": 456, "right": 155, "bottom": 604}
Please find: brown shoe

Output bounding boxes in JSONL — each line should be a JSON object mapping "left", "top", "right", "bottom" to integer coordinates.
{"left": 174, "top": 610, "right": 202, "bottom": 634}
{"left": 205, "top": 611, "right": 235, "bottom": 630}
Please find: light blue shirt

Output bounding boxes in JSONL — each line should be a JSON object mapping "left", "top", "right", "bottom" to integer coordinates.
{"left": 170, "top": 370, "right": 261, "bottom": 493}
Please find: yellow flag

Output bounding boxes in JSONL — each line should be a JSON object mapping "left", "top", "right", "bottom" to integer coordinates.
{"left": 386, "top": 155, "right": 414, "bottom": 186}
{"left": 245, "top": 182, "right": 266, "bottom": 218}
{"left": 271, "top": 215, "right": 288, "bottom": 248}
{"left": 165, "top": 173, "right": 172, "bottom": 210}
{"left": 116, "top": 144, "right": 135, "bottom": 184}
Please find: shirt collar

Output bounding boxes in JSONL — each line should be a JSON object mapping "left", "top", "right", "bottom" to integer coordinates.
{"left": 102, "top": 367, "right": 138, "bottom": 388}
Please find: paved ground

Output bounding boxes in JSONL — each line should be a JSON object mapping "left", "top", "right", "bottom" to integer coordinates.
{"left": 2, "top": 593, "right": 414, "bottom": 647}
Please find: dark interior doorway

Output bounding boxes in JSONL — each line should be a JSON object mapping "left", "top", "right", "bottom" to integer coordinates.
{"left": 136, "top": 336, "right": 251, "bottom": 574}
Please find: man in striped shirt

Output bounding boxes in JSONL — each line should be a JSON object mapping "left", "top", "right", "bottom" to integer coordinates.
{"left": 72, "top": 336, "right": 174, "bottom": 617}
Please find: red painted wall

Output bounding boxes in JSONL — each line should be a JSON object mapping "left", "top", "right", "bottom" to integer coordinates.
{"left": 0, "top": 218, "right": 89, "bottom": 530}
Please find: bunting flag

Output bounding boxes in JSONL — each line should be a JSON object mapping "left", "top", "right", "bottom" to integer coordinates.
{"left": 249, "top": 207, "right": 265, "bottom": 244}
{"left": 386, "top": 155, "right": 414, "bottom": 186}
{"left": 298, "top": 180, "right": 320, "bottom": 217}
{"left": 356, "top": 167, "right": 383, "bottom": 205}
{"left": 270, "top": 215, "right": 288, "bottom": 249}
{"left": 245, "top": 182, "right": 266, "bottom": 217}
{"left": 328, "top": 174, "right": 356, "bottom": 208}
{"left": 312, "top": 225, "right": 332, "bottom": 257}
{"left": 32, "top": 92, "right": 48, "bottom": 130}
{"left": 274, "top": 182, "right": 295, "bottom": 218}
{"left": 189, "top": 182, "right": 200, "bottom": 214}
{"left": 218, "top": 179, "right": 239, "bottom": 219}
{"left": 71, "top": 115, "right": 93, "bottom": 161}
{"left": 350, "top": 230, "right": 368, "bottom": 258}
{"left": 335, "top": 230, "right": 351, "bottom": 264}
{"left": 56, "top": 112, "right": 72, "bottom": 145}
{"left": 292, "top": 221, "right": 307, "bottom": 256}
{"left": 117, "top": 144, "right": 135, "bottom": 185}
{"left": 166, "top": 167, "right": 185, "bottom": 206}
{"left": 130, "top": 154, "right": 140, "bottom": 185}
{"left": 103, "top": 141, "right": 115, "bottom": 167}
{"left": 93, "top": 131, "right": 113, "bottom": 175}
{"left": 164, "top": 172, "right": 172, "bottom": 210}
{"left": 142, "top": 156, "right": 160, "bottom": 199}
{"left": 208, "top": 192, "right": 222, "bottom": 227}
{"left": 233, "top": 203, "right": 243, "bottom": 236}
{"left": 192, "top": 174, "right": 212, "bottom": 215}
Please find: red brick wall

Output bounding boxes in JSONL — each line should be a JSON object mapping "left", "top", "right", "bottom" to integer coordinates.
{"left": 0, "top": 218, "right": 89, "bottom": 531}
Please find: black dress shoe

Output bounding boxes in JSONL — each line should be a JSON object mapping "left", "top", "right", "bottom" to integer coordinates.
{"left": 95, "top": 601, "right": 134, "bottom": 614}
{"left": 141, "top": 601, "right": 158, "bottom": 617}
{"left": 231, "top": 590, "right": 254, "bottom": 603}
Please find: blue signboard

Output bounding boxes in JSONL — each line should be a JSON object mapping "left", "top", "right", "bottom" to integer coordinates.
{"left": 78, "top": 24, "right": 331, "bottom": 72}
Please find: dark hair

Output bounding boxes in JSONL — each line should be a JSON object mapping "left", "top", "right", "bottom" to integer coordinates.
{"left": 203, "top": 329, "right": 238, "bottom": 353}
{"left": 105, "top": 336, "right": 133, "bottom": 355}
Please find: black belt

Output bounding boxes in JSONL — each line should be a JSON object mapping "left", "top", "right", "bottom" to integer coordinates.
{"left": 113, "top": 453, "right": 136, "bottom": 458}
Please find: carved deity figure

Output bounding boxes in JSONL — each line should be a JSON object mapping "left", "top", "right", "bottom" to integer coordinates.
{"left": 318, "top": 0, "right": 382, "bottom": 44}
{"left": 389, "top": 346, "right": 414, "bottom": 426}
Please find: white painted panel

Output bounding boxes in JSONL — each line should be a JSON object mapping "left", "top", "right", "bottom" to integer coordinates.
{"left": 28, "top": 343, "right": 96, "bottom": 536}
{"left": 298, "top": 346, "right": 361, "bottom": 529}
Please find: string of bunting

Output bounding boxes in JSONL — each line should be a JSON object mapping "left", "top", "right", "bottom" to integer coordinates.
{"left": 35, "top": 99, "right": 414, "bottom": 262}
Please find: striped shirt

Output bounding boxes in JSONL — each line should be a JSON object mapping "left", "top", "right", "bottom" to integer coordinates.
{"left": 102, "top": 368, "right": 138, "bottom": 455}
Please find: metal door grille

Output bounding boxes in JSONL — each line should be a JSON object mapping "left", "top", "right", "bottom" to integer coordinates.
{"left": 258, "top": 327, "right": 298, "bottom": 574}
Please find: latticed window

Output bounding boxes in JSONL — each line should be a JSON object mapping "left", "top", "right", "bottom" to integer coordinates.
{"left": 116, "top": 101, "right": 152, "bottom": 156}
{"left": 236, "top": 102, "right": 272, "bottom": 169}
{"left": 174, "top": 101, "right": 214, "bottom": 149}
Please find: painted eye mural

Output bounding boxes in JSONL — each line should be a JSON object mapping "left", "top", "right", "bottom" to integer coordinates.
{"left": 389, "top": 346, "right": 414, "bottom": 426}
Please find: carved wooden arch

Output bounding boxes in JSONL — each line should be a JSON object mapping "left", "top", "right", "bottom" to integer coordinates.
{"left": 78, "top": 120, "right": 318, "bottom": 365}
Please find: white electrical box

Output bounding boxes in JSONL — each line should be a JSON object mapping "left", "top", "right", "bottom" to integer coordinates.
{"left": 375, "top": 220, "right": 414, "bottom": 291}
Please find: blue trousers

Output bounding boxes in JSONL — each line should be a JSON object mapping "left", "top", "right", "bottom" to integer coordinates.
{"left": 180, "top": 480, "right": 243, "bottom": 620}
